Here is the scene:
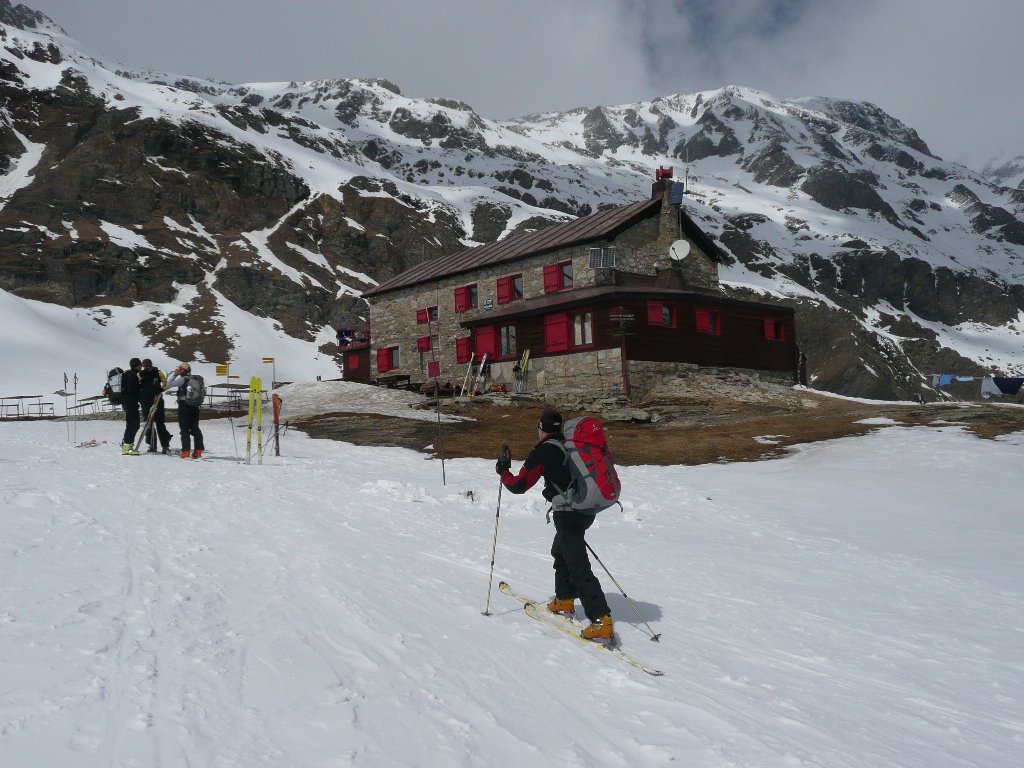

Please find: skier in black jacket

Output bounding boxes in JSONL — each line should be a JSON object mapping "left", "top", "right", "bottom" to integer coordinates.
{"left": 119, "top": 358, "right": 143, "bottom": 453}
{"left": 138, "top": 358, "right": 172, "bottom": 453}
{"left": 496, "top": 408, "right": 613, "bottom": 640}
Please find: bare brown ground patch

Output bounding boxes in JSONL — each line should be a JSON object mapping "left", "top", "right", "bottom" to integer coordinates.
{"left": 290, "top": 392, "right": 1024, "bottom": 466}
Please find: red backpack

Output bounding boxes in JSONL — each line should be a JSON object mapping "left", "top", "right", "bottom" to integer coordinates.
{"left": 548, "top": 416, "right": 622, "bottom": 513}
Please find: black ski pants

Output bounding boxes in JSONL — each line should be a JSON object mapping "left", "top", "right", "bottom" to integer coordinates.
{"left": 551, "top": 509, "right": 610, "bottom": 622}
{"left": 176, "top": 402, "right": 204, "bottom": 451}
{"left": 121, "top": 399, "right": 142, "bottom": 446}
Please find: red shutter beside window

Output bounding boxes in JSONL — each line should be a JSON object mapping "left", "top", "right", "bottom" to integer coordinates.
{"left": 496, "top": 276, "right": 512, "bottom": 304}
{"left": 544, "top": 313, "right": 570, "bottom": 352}
{"left": 454, "top": 286, "right": 468, "bottom": 313}
{"left": 543, "top": 263, "right": 561, "bottom": 293}
{"left": 695, "top": 309, "right": 711, "bottom": 334}
{"left": 475, "top": 326, "right": 497, "bottom": 358}
{"left": 416, "top": 308, "right": 428, "bottom": 324}
{"left": 376, "top": 348, "right": 391, "bottom": 372}
{"left": 416, "top": 336, "right": 431, "bottom": 351}
{"left": 647, "top": 301, "right": 663, "bottom": 325}
{"left": 427, "top": 361, "right": 440, "bottom": 378}
{"left": 455, "top": 337, "right": 472, "bottom": 363}
{"left": 763, "top": 318, "right": 784, "bottom": 341}
{"left": 346, "top": 353, "right": 360, "bottom": 369}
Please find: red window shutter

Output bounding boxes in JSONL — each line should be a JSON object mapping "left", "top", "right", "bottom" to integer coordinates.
{"left": 496, "top": 276, "right": 512, "bottom": 304}
{"left": 647, "top": 301, "right": 663, "bottom": 325}
{"left": 696, "top": 309, "right": 710, "bottom": 334}
{"left": 475, "top": 326, "right": 497, "bottom": 357}
{"left": 454, "top": 286, "right": 468, "bottom": 313}
{"left": 346, "top": 353, "right": 360, "bottom": 369}
{"left": 376, "top": 348, "right": 391, "bottom": 372}
{"left": 416, "top": 308, "right": 428, "bottom": 324}
{"left": 416, "top": 336, "right": 431, "bottom": 351}
{"left": 544, "top": 313, "right": 570, "bottom": 352}
{"left": 543, "top": 263, "right": 561, "bottom": 293}
{"left": 427, "top": 361, "right": 440, "bottom": 378}
{"left": 764, "top": 318, "right": 784, "bottom": 341}
{"left": 455, "top": 337, "right": 472, "bottom": 363}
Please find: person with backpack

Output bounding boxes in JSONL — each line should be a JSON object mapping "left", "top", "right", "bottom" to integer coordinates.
{"left": 495, "top": 408, "right": 614, "bottom": 640}
{"left": 119, "top": 358, "right": 144, "bottom": 454}
{"left": 139, "top": 358, "right": 172, "bottom": 454}
{"left": 167, "top": 362, "right": 205, "bottom": 459}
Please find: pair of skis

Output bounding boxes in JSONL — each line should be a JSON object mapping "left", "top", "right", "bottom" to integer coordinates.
{"left": 498, "top": 581, "right": 663, "bottom": 676}
{"left": 125, "top": 388, "right": 170, "bottom": 455}
{"left": 245, "top": 376, "right": 263, "bottom": 464}
{"left": 512, "top": 349, "right": 530, "bottom": 394}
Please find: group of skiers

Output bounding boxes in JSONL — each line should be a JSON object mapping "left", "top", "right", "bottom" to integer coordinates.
{"left": 114, "top": 358, "right": 205, "bottom": 458}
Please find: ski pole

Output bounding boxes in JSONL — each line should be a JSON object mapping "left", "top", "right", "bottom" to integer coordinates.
{"left": 483, "top": 444, "right": 511, "bottom": 616}
{"left": 585, "top": 541, "right": 661, "bottom": 642}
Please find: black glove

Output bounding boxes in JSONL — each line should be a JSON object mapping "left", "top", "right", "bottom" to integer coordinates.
{"left": 495, "top": 444, "right": 511, "bottom": 475}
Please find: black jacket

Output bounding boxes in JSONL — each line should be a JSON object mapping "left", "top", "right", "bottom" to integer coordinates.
{"left": 139, "top": 367, "right": 166, "bottom": 405}
{"left": 120, "top": 368, "right": 142, "bottom": 404}
{"left": 500, "top": 439, "right": 571, "bottom": 501}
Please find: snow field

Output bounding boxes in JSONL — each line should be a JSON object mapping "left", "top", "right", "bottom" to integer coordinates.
{"left": 1, "top": 418, "right": 1023, "bottom": 767}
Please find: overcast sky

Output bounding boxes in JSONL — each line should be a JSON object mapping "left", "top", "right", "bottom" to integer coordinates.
{"left": 25, "top": 0, "right": 1024, "bottom": 167}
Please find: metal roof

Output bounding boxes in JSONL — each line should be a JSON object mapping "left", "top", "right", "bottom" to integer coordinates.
{"left": 364, "top": 196, "right": 662, "bottom": 298}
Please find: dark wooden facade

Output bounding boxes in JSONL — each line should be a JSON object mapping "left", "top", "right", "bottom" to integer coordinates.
{"left": 340, "top": 343, "right": 372, "bottom": 384}
{"left": 461, "top": 287, "right": 797, "bottom": 378}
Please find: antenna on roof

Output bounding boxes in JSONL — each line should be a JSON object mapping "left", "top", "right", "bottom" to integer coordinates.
{"left": 685, "top": 147, "right": 690, "bottom": 196}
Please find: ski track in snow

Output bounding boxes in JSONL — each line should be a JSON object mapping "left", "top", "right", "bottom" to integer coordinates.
{"left": 1, "top": 419, "right": 1023, "bottom": 767}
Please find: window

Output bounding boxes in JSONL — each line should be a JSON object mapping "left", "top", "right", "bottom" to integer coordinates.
{"left": 454, "top": 284, "right": 478, "bottom": 313}
{"left": 496, "top": 274, "right": 524, "bottom": 304}
{"left": 544, "top": 311, "right": 592, "bottom": 353}
{"left": 416, "top": 335, "right": 438, "bottom": 352}
{"left": 543, "top": 260, "right": 573, "bottom": 293}
{"left": 763, "top": 317, "right": 785, "bottom": 342}
{"left": 647, "top": 300, "right": 676, "bottom": 328}
{"left": 455, "top": 336, "right": 472, "bottom": 364}
{"left": 695, "top": 308, "right": 721, "bottom": 336}
{"left": 376, "top": 346, "right": 400, "bottom": 372}
{"left": 416, "top": 306, "right": 438, "bottom": 324}
{"left": 499, "top": 325, "right": 517, "bottom": 357}
{"left": 572, "top": 312, "right": 593, "bottom": 347}
{"left": 588, "top": 246, "right": 616, "bottom": 269}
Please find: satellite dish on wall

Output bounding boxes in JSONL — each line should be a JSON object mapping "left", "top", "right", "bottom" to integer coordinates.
{"left": 669, "top": 239, "right": 691, "bottom": 261}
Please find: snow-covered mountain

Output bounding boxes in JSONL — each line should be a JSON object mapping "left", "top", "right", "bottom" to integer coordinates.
{"left": 2, "top": 1, "right": 1023, "bottom": 400}
{"left": 980, "top": 151, "right": 1024, "bottom": 191}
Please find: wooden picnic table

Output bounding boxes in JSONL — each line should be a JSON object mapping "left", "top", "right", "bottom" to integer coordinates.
{"left": 0, "top": 394, "right": 54, "bottom": 419}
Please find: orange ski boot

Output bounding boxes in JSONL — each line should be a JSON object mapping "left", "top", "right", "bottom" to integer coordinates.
{"left": 581, "top": 615, "right": 614, "bottom": 641}
{"left": 546, "top": 597, "right": 575, "bottom": 616}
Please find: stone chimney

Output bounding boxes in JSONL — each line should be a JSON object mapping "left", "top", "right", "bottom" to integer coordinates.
{"left": 650, "top": 167, "right": 720, "bottom": 292}
{"left": 653, "top": 166, "right": 680, "bottom": 258}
